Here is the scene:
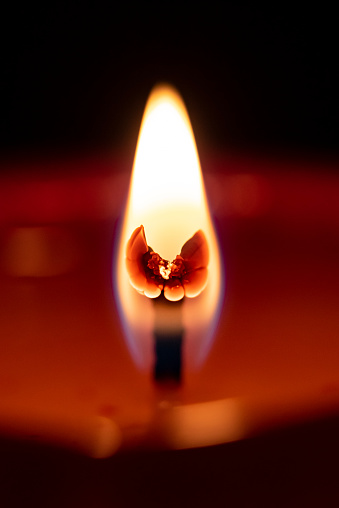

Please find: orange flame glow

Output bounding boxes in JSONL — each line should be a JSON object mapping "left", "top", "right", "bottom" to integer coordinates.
{"left": 115, "top": 84, "right": 223, "bottom": 369}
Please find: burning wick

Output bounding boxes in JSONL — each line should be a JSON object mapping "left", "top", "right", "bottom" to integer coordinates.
{"left": 116, "top": 84, "right": 223, "bottom": 380}
{"left": 126, "top": 225, "right": 209, "bottom": 302}
{"left": 126, "top": 225, "right": 209, "bottom": 382}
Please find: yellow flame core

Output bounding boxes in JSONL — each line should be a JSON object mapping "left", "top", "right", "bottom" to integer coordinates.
{"left": 116, "top": 84, "right": 223, "bottom": 369}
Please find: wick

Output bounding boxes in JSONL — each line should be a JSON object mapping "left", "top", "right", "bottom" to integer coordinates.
{"left": 144, "top": 251, "right": 186, "bottom": 284}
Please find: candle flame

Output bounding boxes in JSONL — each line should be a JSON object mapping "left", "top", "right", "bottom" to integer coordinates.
{"left": 115, "top": 84, "right": 224, "bottom": 369}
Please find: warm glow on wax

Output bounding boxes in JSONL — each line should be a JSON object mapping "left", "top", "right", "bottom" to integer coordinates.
{"left": 115, "top": 84, "right": 223, "bottom": 368}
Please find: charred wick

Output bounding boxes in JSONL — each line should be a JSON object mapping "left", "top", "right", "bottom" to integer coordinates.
{"left": 145, "top": 246, "right": 185, "bottom": 383}
{"left": 153, "top": 292, "right": 184, "bottom": 384}
{"left": 126, "top": 225, "right": 209, "bottom": 301}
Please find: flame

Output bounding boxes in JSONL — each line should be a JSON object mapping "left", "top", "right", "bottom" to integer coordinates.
{"left": 115, "top": 84, "right": 223, "bottom": 369}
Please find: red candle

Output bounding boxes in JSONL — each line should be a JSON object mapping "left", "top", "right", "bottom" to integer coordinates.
{"left": 0, "top": 90, "right": 339, "bottom": 457}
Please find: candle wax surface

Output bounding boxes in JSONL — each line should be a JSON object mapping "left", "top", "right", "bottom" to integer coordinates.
{"left": 0, "top": 154, "right": 339, "bottom": 455}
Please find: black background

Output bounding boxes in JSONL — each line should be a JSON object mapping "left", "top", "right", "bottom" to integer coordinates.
{"left": 1, "top": 5, "right": 338, "bottom": 165}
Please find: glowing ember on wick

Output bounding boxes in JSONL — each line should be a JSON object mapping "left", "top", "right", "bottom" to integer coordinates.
{"left": 126, "top": 225, "right": 209, "bottom": 302}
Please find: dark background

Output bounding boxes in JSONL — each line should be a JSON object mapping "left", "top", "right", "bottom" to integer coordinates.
{"left": 1, "top": 5, "right": 338, "bottom": 165}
